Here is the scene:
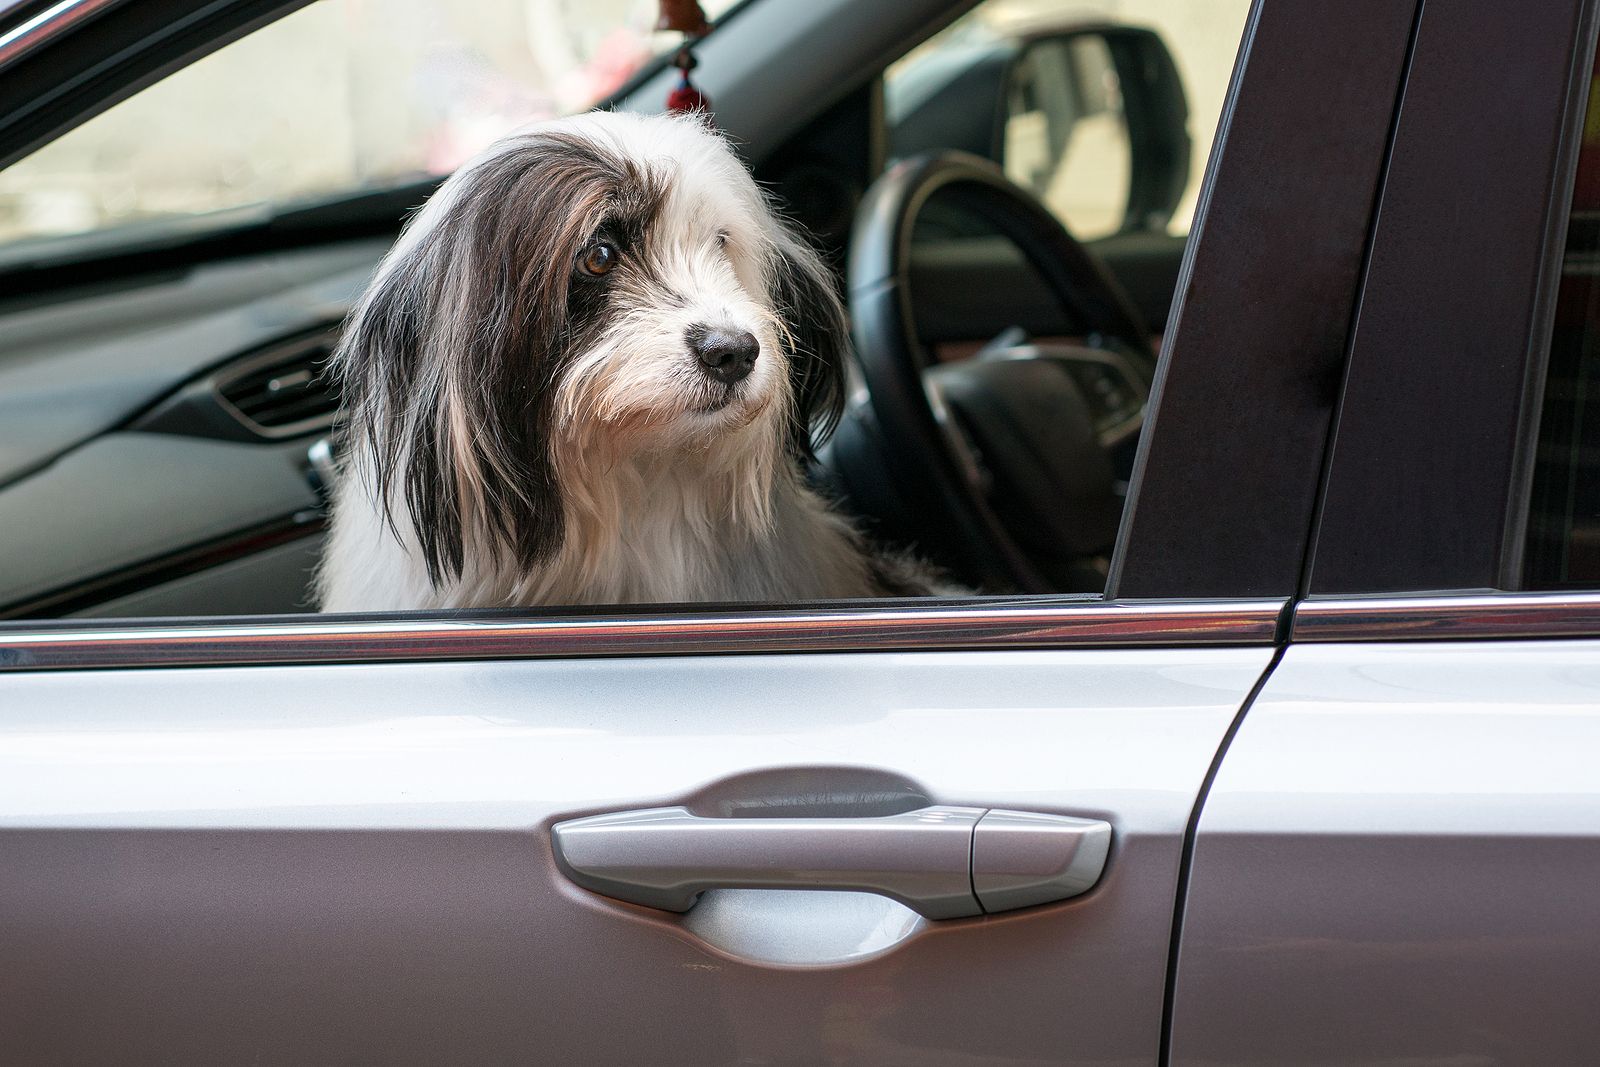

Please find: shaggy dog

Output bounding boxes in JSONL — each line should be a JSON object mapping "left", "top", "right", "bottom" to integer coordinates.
{"left": 317, "top": 110, "right": 933, "bottom": 611}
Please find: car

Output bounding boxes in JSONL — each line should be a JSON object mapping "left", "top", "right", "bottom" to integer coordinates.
{"left": 2, "top": 0, "right": 1599, "bottom": 1063}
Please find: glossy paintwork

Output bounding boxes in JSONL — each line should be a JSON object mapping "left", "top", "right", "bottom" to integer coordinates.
{"left": 1171, "top": 641, "right": 1600, "bottom": 1065}
{"left": 0, "top": 648, "right": 1272, "bottom": 1064}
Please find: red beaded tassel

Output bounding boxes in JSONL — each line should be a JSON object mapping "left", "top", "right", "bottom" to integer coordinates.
{"left": 666, "top": 46, "right": 710, "bottom": 115}
{"left": 658, "top": 0, "right": 711, "bottom": 116}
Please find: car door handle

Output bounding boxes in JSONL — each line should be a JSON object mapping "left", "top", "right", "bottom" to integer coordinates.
{"left": 552, "top": 805, "right": 1111, "bottom": 920}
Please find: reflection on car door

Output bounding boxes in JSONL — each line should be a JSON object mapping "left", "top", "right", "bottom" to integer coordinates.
{"left": 1171, "top": 4, "right": 1600, "bottom": 1061}
{"left": 0, "top": 607, "right": 1276, "bottom": 1063}
{"left": 1171, "top": 623, "right": 1600, "bottom": 1065}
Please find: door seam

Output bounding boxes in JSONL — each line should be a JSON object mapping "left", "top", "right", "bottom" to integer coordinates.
{"left": 1156, "top": 639, "right": 1286, "bottom": 1067}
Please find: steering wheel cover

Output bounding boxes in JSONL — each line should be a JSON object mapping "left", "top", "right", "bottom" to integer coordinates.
{"left": 847, "top": 151, "right": 1154, "bottom": 592}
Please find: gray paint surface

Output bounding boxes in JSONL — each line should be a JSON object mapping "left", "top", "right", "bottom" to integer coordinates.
{"left": 1172, "top": 641, "right": 1600, "bottom": 1066}
{"left": 0, "top": 647, "right": 1271, "bottom": 1064}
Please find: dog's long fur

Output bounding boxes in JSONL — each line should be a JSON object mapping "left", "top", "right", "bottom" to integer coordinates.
{"left": 317, "top": 111, "right": 934, "bottom": 611}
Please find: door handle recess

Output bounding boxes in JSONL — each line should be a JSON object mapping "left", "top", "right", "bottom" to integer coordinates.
{"left": 552, "top": 805, "right": 1111, "bottom": 920}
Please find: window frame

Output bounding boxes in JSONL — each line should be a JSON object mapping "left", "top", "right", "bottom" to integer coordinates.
{"left": 1108, "top": 0, "right": 1423, "bottom": 600}
{"left": 0, "top": 0, "right": 1416, "bottom": 664}
{"left": 1304, "top": 0, "right": 1600, "bottom": 597}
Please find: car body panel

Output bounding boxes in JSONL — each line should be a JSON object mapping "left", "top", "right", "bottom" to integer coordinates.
{"left": 1170, "top": 640, "right": 1600, "bottom": 1065}
{"left": 9, "top": 0, "right": 1600, "bottom": 1061}
{"left": 0, "top": 646, "right": 1273, "bottom": 1064}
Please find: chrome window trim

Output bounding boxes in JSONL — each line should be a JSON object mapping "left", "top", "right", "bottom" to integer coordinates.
{"left": 0, "top": 0, "right": 126, "bottom": 72}
{"left": 1294, "top": 591, "right": 1600, "bottom": 642}
{"left": 0, "top": 599, "right": 1287, "bottom": 672}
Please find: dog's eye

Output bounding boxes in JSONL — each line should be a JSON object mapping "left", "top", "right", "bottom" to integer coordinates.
{"left": 577, "top": 241, "right": 619, "bottom": 277}
{"left": 715, "top": 231, "right": 730, "bottom": 248}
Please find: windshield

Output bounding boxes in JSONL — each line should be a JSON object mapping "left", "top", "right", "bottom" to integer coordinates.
{"left": 0, "top": 0, "right": 738, "bottom": 251}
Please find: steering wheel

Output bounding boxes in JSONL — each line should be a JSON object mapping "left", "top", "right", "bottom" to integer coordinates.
{"left": 843, "top": 151, "right": 1156, "bottom": 593}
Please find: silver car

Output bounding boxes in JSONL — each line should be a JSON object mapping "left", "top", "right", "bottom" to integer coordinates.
{"left": 1, "top": 0, "right": 1598, "bottom": 1062}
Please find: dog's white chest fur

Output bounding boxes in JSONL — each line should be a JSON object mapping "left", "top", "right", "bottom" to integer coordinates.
{"left": 320, "top": 449, "right": 876, "bottom": 611}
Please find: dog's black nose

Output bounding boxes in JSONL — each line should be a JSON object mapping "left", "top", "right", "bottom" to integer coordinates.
{"left": 689, "top": 326, "right": 759, "bottom": 385}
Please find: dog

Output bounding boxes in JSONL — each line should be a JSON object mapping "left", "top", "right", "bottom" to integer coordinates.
{"left": 316, "top": 110, "right": 937, "bottom": 611}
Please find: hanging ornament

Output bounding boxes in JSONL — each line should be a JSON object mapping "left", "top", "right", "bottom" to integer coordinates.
{"left": 656, "top": 0, "right": 709, "bottom": 35}
{"left": 666, "top": 46, "right": 710, "bottom": 115}
{"left": 659, "top": 0, "right": 711, "bottom": 116}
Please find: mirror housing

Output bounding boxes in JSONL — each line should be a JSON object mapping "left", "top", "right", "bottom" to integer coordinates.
{"left": 888, "top": 22, "right": 1190, "bottom": 235}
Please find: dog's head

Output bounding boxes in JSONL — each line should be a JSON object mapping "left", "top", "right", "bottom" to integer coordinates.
{"left": 335, "top": 111, "right": 848, "bottom": 585}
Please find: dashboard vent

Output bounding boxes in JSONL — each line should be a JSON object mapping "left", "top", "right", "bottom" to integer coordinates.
{"left": 216, "top": 332, "right": 340, "bottom": 437}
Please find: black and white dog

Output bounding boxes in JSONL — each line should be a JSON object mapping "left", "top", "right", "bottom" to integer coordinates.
{"left": 317, "top": 110, "right": 933, "bottom": 611}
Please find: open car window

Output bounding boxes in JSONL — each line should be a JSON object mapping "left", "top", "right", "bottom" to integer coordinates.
{"left": 0, "top": 0, "right": 1311, "bottom": 622}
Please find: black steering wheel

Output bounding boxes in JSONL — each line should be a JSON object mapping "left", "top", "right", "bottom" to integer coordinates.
{"left": 842, "top": 151, "right": 1156, "bottom": 593}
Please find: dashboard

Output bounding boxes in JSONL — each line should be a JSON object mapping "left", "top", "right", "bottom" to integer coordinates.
{"left": 0, "top": 240, "right": 388, "bottom": 618}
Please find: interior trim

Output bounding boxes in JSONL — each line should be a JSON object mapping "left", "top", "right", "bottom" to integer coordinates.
{"left": 1294, "top": 591, "right": 1600, "bottom": 642}
{"left": 209, "top": 327, "right": 340, "bottom": 441}
{"left": 0, "top": 598, "right": 1287, "bottom": 672}
{"left": 0, "top": 510, "right": 325, "bottom": 620}
{"left": 0, "top": 0, "right": 124, "bottom": 71}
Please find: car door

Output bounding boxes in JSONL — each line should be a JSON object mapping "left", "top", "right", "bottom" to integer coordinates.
{"left": 1170, "top": 2, "right": 1600, "bottom": 1062}
{"left": 0, "top": 0, "right": 1405, "bottom": 1063}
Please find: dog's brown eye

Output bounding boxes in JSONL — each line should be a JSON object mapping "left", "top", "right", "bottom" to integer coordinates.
{"left": 578, "top": 241, "right": 619, "bottom": 277}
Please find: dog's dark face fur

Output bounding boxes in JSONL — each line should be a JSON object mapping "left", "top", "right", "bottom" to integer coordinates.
{"left": 331, "top": 112, "right": 849, "bottom": 589}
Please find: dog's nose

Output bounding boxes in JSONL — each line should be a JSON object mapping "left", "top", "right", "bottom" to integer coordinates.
{"left": 689, "top": 326, "right": 759, "bottom": 385}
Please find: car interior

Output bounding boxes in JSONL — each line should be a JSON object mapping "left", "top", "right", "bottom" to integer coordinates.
{"left": 0, "top": 0, "right": 1253, "bottom": 619}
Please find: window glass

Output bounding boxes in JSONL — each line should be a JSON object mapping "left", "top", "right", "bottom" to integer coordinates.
{"left": 885, "top": 0, "right": 1252, "bottom": 240}
{"left": 0, "top": 0, "right": 738, "bottom": 249}
{"left": 0, "top": 0, "right": 1256, "bottom": 621}
{"left": 1527, "top": 46, "right": 1600, "bottom": 587}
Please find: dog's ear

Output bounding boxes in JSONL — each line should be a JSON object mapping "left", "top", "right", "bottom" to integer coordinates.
{"left": 334, "top": 230, "right": 464, "bottom": 584}
{"left": 333, "top": 164, "right": 568, "bottom": 588}
{"left": 767, "top": 221, "right": 849, "bottom": 462}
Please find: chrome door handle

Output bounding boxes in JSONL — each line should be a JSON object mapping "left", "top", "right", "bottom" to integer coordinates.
{"left": 552, "top": 805, "right": 1111, "bottom": 920}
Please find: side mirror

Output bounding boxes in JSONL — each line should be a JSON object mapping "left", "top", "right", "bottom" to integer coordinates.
{"left": 1000, "top": 25, "right": 1190, "bottom": 236}
{"left": 885, "top": 22, "right": 1190, "bottom": 239}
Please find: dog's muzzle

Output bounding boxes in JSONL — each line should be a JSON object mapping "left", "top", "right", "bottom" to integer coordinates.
{"left": 688, "top": 325, "right": 759, "bottom": 386}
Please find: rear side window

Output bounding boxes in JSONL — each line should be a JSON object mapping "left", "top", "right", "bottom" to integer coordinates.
{"left": 1527, "top": 45, "right": 1600, "bottom": 587}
